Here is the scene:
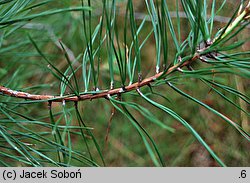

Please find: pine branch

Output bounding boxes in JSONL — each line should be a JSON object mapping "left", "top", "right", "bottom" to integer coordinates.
{"left": 0, "top": 50, "right": 202, "bottom": 102}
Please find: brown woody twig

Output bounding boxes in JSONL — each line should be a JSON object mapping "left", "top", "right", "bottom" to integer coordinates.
{"left": 0, "top": 52, "right": 202, "bottom": 102}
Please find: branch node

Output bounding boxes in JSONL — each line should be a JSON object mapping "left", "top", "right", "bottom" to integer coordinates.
{"left": 119, "top": 87, "right": 125, "bottom": 93}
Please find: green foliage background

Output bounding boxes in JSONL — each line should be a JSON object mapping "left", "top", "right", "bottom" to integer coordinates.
{"left": 0, "top": 0, "right": 249, "bottom": 166}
